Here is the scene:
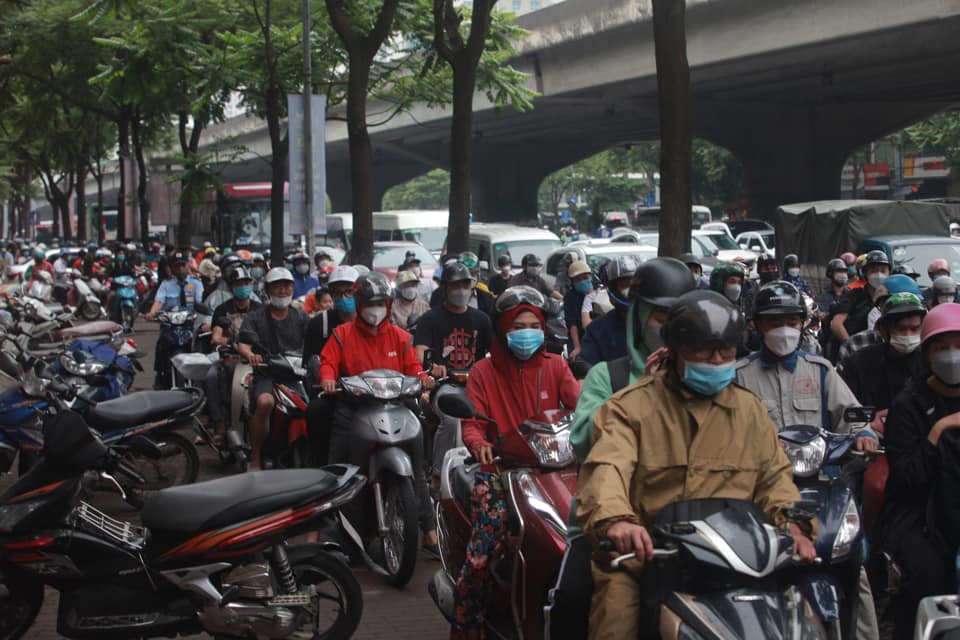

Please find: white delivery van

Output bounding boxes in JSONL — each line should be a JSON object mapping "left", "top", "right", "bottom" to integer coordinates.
{"left": 373, "top": 210, "right": 448, "bottom": 258}
{"left": 466, "top": 223, "right": 562, "bottom": 283}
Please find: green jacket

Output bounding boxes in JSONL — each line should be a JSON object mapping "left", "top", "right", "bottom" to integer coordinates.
{"left": 568, "top": 302, "right": 653, "bottom": 535}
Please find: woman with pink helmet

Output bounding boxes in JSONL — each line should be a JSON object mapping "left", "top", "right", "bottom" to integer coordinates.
{"left": 879, "top": 302, "right": 960, "bottom": 636}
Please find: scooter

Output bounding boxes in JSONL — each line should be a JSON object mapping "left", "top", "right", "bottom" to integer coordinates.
{"left": 778, "top": 406, "right": 878, "bottom": 639}
{"left": 156, "top": 309, "right": 197, "bottom": 389}
{"left": 429, "top": 388, "right": 577, "bottom": 638}
{"left": 255, "top": 353, "right": 311, "bottom": 471}
{"left": 0, "top": 383, "right": 365, "bottom": 640}
{"left": 69, "top": 271, "right": 105, "bottom": 321}
{"left": 112, "top": 274, "right": 139, "bottom": 332}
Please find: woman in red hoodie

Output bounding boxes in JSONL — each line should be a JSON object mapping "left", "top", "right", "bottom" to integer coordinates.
{"left": 453, "top": 286, "right": 580, "bottom": 639}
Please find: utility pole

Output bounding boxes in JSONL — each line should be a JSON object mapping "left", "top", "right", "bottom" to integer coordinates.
{"left": 303, "top": 0, "right": 315, "bottom": 258}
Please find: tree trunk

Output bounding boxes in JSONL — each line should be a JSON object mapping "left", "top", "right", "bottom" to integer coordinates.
{"left": 345, "top": 55, "right": 375, "bottom": 268}
{"left": 652, "top": 0, "right": 692, "bottom": 257}
{"left": 446, "top": 64, "right": 477, "bottom": 255}
{"left": 117, "top": 110, "right": 131, "bottom": 242}
{"left": 76, "top": 159, "right": 87, "bottom": 242}
{"left": 131, "top": 112, "right": 151, "bottom": 246}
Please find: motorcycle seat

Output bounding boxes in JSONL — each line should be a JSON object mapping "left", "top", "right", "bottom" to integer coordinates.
{"left": 85, "top": 390, "right": 197, "bottom": 432}
{"left": 141, "top": 469, "right": 341, "bottom": 532}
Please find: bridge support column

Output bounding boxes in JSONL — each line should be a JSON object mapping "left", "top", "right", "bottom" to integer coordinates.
{"left": 471, "top": 149, "right": 548, "bottom": 223}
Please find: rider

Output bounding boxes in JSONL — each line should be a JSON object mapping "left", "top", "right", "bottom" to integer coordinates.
{"left": 508, "top": 253, "right": 562, "bottom": 300}
{"left": 487, "top": 254, "right": 513, "bottom": 297}
{"left": 677, "top": 252, "right": 709, "bottom": 289}
{"left": 709, "top": 261, "right": 747, "bottom": 310}
{"left": 931, "top": 275, "right": 959, "bottom": 307}
{"left": 145, "top": 251, "right": 204, "bottom": 389}
{"left": 818, "top": 258, "right": 849, "bottom": 316}
{"left": 837, "top": 273, "right": 923, "bottom": 365}
{"left": 290, "top": 253, "right": 319, "bottom": 299}
{"left": 391, "top": 269, "right": 430, "bottom": 330}
{"left": 578, "top": 256, "right": 639, "bottom": 365}
{"left": 453, "top": 285, "right": 580, "bottom": 638}
{"left": 205, "top": 266, "right": 262, "bottom": 437}
{"left": 757, "top": 253, "right": 781, "bottom": 285}
{"left": 782, "top": 253, "right": 814, "bottom": 297}
{"left": 236, "top": 267, "right": 308, "bottom": 468}
{"left": 564, "top": 260, "right": 597, "bottom": 361}
{"left": 830, "top": 249, "right": 891, "bottom": 344}
{"left": 576, "top": 289, "right": 815, "bottom": 640}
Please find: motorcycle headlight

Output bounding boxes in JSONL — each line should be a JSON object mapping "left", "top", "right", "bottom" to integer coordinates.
{"left": 522, "top": 421, "right": 574, "bottom": 469}
{"left": 21, "top": 370, "right": 47, "bottom": 397}
{"left": 59, "top": 354, "right": 106, "bottom": 376}
{"left": 831, "top": 496, "right": 861, "bottom": 560}
{"left": 362, "top": 375, "right": 404, "bottom": 400}
{"left": 781, "top": 436, "right": 826, "bottom": 478}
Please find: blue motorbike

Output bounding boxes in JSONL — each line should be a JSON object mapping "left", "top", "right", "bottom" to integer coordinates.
{"left": 779, "top": 407, "right": 877, "bottom": 640}
{"left": 112, "top": 274, "right": 139, "bottom": 332}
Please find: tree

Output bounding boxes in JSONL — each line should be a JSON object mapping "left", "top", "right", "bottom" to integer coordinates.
{"left": 382, "top": 168, "right": 449, "bottom": 209}
{"left": 652, "top": 0, "right": 692, "bottom": 257}
{"left": 905, "top": 111, "right": 960, "bottom": 168}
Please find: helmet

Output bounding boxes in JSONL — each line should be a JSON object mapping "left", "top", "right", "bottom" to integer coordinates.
{"left": 708, "top": 261, "right": 746, "bottom": 294}
{"left": 252, "top": 252, "right": 265, "bottom": 264}
{"left": 228, "top": 266, "right": 253, "bottom": 283}
{"left": 880, "top": 274, "right": 921, "bottom": 297}
{"left": 328, "top": 265, "right": 359, "bottom": 286}
{"left": 753, "top": 281, "right": 807, "bottom": 320}
{"left": 840, "top": 252, "right": 857, "bottom": 266}
{"left": 291, "top": 252, "right": 310, "bottom": 264}
{"left": 865, "top": 250, "right": 890, "bottom": 268}
{"left": 355, "top": 272, "right": 392, "bottom": 306}
{"left": 662, "top": 290, "right": 745, "bottom": 353}
{"left": 783, "top": 254, "right": 800, "bottom": 270}
{"left": 264, "top": 267, "right": 294, "bottom": 285}
{"left": 568, "top": 260, "right": 591, "bottom": 279}
{"left": 757, "top": 254, "right": 779, "bottom": 270}
{"left": 235, "top": 249, "right": 254, "bottom": 263}
{"left": 314, "top": 249, "right": 332, "bottom": 261}
{"left": 629, "top": 257, "right": 696, "bottom": 308}
{"left": 221, "top": 253, "right": 241, "bottom": 268}
{"left": 677, "top": 253, "right": 701, "bottom": 268}
{"left": 826, "top": 258, "right": 846, "bottom": 276}
{"left": 441, "top": 263, "right": 473, "bottom": 285}
{"left": 921, "top": 302, "right": 960, "bottom": 346}
{"left": 353, "top": 264, "right": 370, "bottom": 275}
{"left": 170, "top": 251, "right": 188, "bottom": 266}
{"left": 495, "top": 285, "right": 547, "bottom": 319}
{"left": 497, "top": 254, "right": 512, "bottom": 268}
{"left": 928, "top": 258, "right": 950, "bottom": 276}
{"left": 933, "top": 275, "right": 957, "bottom": 296}
{"left": 892, "top": 263, "right": 921, "bottom": 280}
{"left": 602, "top": 255, "right": 642, "bottom": 286}
{"left": 458, "top": 251, "right": 479, "bottom": 270}
{"left": 396, "top": 270, "right": 418, "bottom": 286}
{"left": 881, "top": 292, "right": 926, "bottom": 322}
{"left": 521, "top": 253, "right": 542, "bottom": 268}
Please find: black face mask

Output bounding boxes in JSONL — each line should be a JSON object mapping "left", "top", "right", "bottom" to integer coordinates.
{"left": 759, "top": 270, "right": 779, "bottom": 283}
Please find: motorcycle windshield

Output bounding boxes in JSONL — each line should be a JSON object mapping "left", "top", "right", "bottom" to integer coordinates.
{"left": 666, "top": 588, "right": 826, "bottom": 639}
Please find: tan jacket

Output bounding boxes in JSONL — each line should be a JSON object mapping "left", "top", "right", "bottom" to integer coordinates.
{"left": 576, "top": 371, "right": 809, "bottom": 541}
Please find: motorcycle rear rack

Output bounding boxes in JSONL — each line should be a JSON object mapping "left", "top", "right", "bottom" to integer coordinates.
{"left": 73, "top": 501, "right": 148, "bottom": 550}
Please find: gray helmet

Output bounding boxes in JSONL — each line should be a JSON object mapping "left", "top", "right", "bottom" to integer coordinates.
{"left": 826, "top": 258, "right": 846, "bottom": 277}
{"left": 662, "top": 290, "right": 745, "bottom": 353}
{"left": 753, "top": 280, "right": 807, "bottom": 320}
{"left": 865, "top": 250, "right": 890, "bottom": 268}
{"left": 355, "top": 272, "right": 392, "bottom": 306}
{"left": 441, "top": 262, "right": 473, "bottom": 285}
{"left": 933, "top": 275, "right": 957, "bottom": 296}
{"left": 629, "top": 257, "right": 696, "bottom": 308}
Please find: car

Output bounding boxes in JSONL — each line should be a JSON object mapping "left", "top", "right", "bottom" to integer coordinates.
{"left": 373, "top": 210, "right": 448, "bottom": 259}
{"left": 857, "top": 235, "right": 960, "bottom": 287}
{"left": 362, "top": 241, "right": 438, "bottom": 282}
{"left": 634, "top": 205, "right": 713, "bottom": 230}
{"left": 609, "top": 231, "right": 720, "bottom": 276}
{"left": 736, "top": 230, "right": 777, "bottom": 258}
{"left": 546, "top": 244, "right": 658, "bottom": 282}
{"left": 696, "top": 229, "right": 758, "bottom": 271}
{"left": 725, "top": 219, "right": 773, "bottom": 237}
{"left": 463, "top": 223, "right": 562, "bottom": 282}
{"left": 700, "top": 221, "right": 735, "bottom": 239}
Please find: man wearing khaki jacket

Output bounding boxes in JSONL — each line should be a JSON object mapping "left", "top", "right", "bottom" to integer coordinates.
{"left": 576, "top": 290, "right": 816, "bottom": 640}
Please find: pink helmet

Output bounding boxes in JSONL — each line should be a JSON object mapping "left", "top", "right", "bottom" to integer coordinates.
{"left": 928, "top": 258, "right": 950, "bottom": 276}
{"left": 840, "top": 252, "right": 857, "bottom": 267}
{"left": 921, "top": 302, "right": 960, "bottom": 346}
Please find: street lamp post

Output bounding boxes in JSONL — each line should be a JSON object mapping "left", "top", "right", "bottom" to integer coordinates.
{"left": 303, "top": 0, "right": 315, "bottom": 258}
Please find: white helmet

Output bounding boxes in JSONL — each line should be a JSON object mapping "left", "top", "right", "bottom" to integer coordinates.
{"left": 329, "top": 265, "right": 359, "bottom": 285}
{"left": 264, "top": 266, "right": 294, "bottom": 284}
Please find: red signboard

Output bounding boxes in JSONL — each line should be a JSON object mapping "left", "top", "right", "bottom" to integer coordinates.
{"left": 863, "top": 163, "right": 890, "bottom": 187}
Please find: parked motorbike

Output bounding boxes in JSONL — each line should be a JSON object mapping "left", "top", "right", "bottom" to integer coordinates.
{"left": 429, "top": 388, "right": 576, "bottom": 637}
{"left": 69, "top": 271, "right": 105, "bottom": 321}
{"left": 914, "top": 564, "right": 960, "bottom": 639}
{"left": 157, "top": 309, "right": 197, "bottom": 390}
{"left": 0, "top": 391, "right": 365, "bottom": 640}
{"left": 112, "top": 274, "right": 139, "bottom": 332}
{"left": 779, "top": 406, "right": 878, "bottom": 639}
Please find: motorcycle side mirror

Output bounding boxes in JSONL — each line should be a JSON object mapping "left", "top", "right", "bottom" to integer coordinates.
{"left": 843, "top": 406, "right": 876, "bottom": 424}
{"left": 437, "top": 391, "right": 476, "bottom": 420}
{"left": 194, "top": 301, "right": 212, "bottom": 316}
{"left": 421, "top": 347, "right": 433, "bottom": 369}
{"left": 0, "top": 350, "right": 21, "bottom": 378}
{"left": 127, "top": 435, "right": 162, "bottom": 460}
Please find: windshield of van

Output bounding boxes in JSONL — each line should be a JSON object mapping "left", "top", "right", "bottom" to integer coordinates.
{"left": 493, "top": 239, "right": 561, "bottom": 266}
{"left": 892, "top": 242, "right": 960, "bottom": 287}
{"left": 372, "top": 244, "right": 438, "bottom": 269}
{"left": 401, "top": 228, "right": 446, "bottom": 253}
{"left": 703, "top": 232, "right": 739, "bottom": 251}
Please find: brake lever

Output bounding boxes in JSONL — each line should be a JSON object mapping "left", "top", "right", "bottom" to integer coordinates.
{"left": 99, "top": 471, "right": 128, "bottom": 500}
{"left": 610, "top": 548, "right": 678, "bottom": 569}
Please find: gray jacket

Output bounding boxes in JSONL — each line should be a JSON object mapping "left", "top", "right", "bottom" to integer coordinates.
{"left": 735, "top": 350, "right": 871, "bottom": 436}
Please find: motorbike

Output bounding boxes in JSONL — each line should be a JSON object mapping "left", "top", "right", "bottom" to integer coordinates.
{"left": 252, "top": 353, "right": 311, "bottom": 471}
{"left": 914, "top": 559, "right": 960, "bottom": 639}
{"left": 112, "top": 274, "right": 139, "bottom": 332}
{"left": 0, "top": 387, "right": 365, "bottom": 640}
{"left": 68, "top": 271, "right": 105, "bottom": 322}
{"left": 334, "top": 368, "right": 427, "bottom": 588}
{"left": 429, "top": 388, "right": 577, "bottom": 637}
{"left": 778, "top": 406, "right": 878, "bottom": 639}
{"left": 157, "top": 309, "right": 198, "bottom": 390}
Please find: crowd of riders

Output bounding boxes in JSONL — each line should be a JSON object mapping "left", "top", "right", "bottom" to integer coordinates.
{"left": 11, "top": 233, "right": 960, "bottom": 638}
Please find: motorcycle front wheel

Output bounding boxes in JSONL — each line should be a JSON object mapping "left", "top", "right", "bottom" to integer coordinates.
{"left": 122, "top": 306, "right": 135, "bottom": 333}
{"left": 0, "top": 570, "right": 43, "bottom": 640}
{"left": 381, "top": 476, "right": 419, "bottom": 588}
{"left": 290, "top": 553, "right": 363, "bottom": 640}
{"left": 123, "top": 430, "right": 200, "bottom": 492}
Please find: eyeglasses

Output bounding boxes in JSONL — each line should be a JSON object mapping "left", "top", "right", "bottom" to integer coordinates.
{"left": 684, "top": 345, "right": 738, "bottom": 361}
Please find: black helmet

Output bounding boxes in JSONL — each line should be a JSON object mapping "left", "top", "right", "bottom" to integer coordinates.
{"left": 677, "top": 252, "right": 701, "bottom": 268}
{"left": 355, "top": 272, "right": 392, "bottom": 306}
{"left": 521, "top": 253, "right": 541, "bottom": 267}
{"left": 757, "top": 254, "right": 778, "bottom": 270}
{"left": 783, "top": 254, "right": 800, "bottom": 270}
{"left": 497, "top": 254, "right": 512, "bottom": 268}
{"left": 228, "top": 265, "right": 252, "bottom": 284}
{"left": 629, "top": 257, "right": 696, "bottom": 308}
{"left": 441, "top": 262, "right": 473, "bottom": 285}
{"left": 865, "top": 250, "right": 890, "bottom": 268}
{"left": 221, "top": 253, "right": 242, "bottom": 267}
{"left": 753, "top": 280, "right": 807, "bottom": 320}
{"left": 826, "top": 258, "right": 846, "bottom": 277}
{"left": 291, "top": 252, "right": 310, "bottom": 264}
{"left": 662, "top": 290, "right": 745, "bottom": 353}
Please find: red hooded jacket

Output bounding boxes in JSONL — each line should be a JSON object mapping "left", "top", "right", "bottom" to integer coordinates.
{"left": 319, "top": 317, "right": 423, "bottom": 381}
{"left": 461, "top": 305, "right": 580, "bottom": 458}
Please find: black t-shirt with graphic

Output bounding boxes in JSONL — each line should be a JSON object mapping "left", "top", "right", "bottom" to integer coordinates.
{"left": 413, "top": 306, "right": 493, "bottom": 371}
{"left": 212, "top": 298, "right": 262, "bottom": 340}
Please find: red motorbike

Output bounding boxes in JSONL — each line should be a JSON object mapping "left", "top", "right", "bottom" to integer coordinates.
{"left": 428, "top": 389, "right": 575, "bottom": 640}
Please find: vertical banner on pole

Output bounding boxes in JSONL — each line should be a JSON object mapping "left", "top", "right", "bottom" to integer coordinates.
{"left": 288, "top": 94, "right": 327, "bottom": 237}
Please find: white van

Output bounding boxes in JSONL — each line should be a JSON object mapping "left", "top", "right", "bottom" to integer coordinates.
{"left": 466, "top": 223, "right": 562, "bottom": 282}
{"left": 373, "top": 210, "right": 448, "bottom": 258}
{"left": 317, "top": 212, "right": 353, "bottom": 251}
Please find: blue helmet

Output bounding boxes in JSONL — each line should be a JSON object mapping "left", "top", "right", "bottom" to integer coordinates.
{"left": 880, "top": 274, "right": 921, "bottom": 297}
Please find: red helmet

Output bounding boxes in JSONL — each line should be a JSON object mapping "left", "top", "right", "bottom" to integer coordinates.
{"left": 928, "top": 258, "right": 950, "bottom": 276}
{"left": 921, "top": 302, "right": 960, "bottom": 347}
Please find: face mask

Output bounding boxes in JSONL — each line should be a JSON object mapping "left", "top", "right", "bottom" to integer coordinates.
{"left": 501, "top": 266, "right": 512, "bottom": 275}
{"left": 399, "top": 287, "right": 418, "bottom": 301}
{"left": 643, "top": 320, "right": 664, "bottom": 353}
{"left": 233, "top": 285, "right": 253, "bottom": 301}
{"left": 867, "top": 272, "right": 888, "bottom": 289}
{"left": 361, "top": 305, "right": 387, "bottom": 327}
{"left": 759, "top": 271, "right": 779, "bottom": 284}
{"left": 833, "top": 273, "right": 849, "bottom": 286}
{"left": 574, "top": 279, "right": 593, "bottom": 294}
{"left": 117, "top": 255, "right": 126, "bottom": 262}
{"left": 682, "top": 360, "right": 736, "bottom": 396}
{"left": 888, "top": 334, "right": 921, "bottom": 355}
{"left": 848, "top": 267, "right": 857, "bottom": 278}
{"left": 724, "top": 284, "right": 741, "bottom": 303}
{"left": 763, "top": 326, "right": 801, "bottom": 357}
{"left": 506, "top": 328, "right": 544, "bottom": 360}
{"left": 270, "top": 295, "right": 292, "bottom": 309}
{"left": 295, "top": 264, "right": 310, "bottom": 275}
{"left": 939, "top": 295, "right": 956, "bottom": 306}
{"left": 251, "top": 267, "right": 264, "bottom": 279}
{"left": 446, "top": 287, "right": 472, "bottom": 307}
{"left": 931, "top": 349, "right": 960, "bottom": 386}
{"left": 525, "top": 266, "right": 541, "bottom": 278}
{"left": 334, "top": 296, "right": 356, "bottom": 314}
{"left": 787, "top": 268, "right": 800, "bottom": 278}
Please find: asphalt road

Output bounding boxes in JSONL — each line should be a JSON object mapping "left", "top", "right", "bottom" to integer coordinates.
{"left": 4, "top": 319, "right": 449, "bottom": 640}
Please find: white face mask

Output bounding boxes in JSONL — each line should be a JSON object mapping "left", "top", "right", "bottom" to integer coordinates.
{"left": 939, "top": 295, "right": 956, "bottom": 305}
{"left": 833, "top": 273, "right": 848, "bottom": 286}
{"left": 787, "top": 268, "right": 800, "bottom": 278}
{"left": 867, "top": 272, "right": 888, "bottom": 289}
{"left": 446, "top": 287, "right": 472, "bottom": 308}
{"left": 361, "top": 305, "right": 388, "bottom": 327}
{"left": 724, "top": 284, "right": 742, "bottom": 303}
{"left": 888, "top": 334, "right": 921, "bottom": 354}
{"left": 399, "top": 287, "right": 418, "bottom": 301}
{"left": 931, "top": 348, "right": 960, "bottom": 386}
{"left": 295, "top": 264, "right": 310, "bottom": 275}
{"left": 270, "top": 295, "right": 292, "bottom": 309}
{"left": 763, "top": 326, "right": 801, "bottom": 357}
{"left": 525, "top": 266, "right": 541, "bottom": 278}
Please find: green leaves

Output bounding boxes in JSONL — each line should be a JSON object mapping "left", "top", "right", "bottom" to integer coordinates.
{"left": 905, "top": 112, "right": 960, "bottom": 167}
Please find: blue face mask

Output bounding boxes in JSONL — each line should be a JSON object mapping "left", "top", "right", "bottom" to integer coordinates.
{"left": 250, "top": 267, "right": 265, "bottom": 279}
{"left": 506, "top": 328, "right": 544, "bottom": 360}
{"left": 574, "top": 279, "right": 592, "bottom": 294}
{"left": 233, "top": 285, "right": 253, "bottom": 301}
{"left": 334, "top": 296, "right": 356, "bottom": 314}
{"left": 682, "top": 360, "right": 736, "bottom": 396}
{"left": 117, "top": 254, "right": 126, "bottom": 262}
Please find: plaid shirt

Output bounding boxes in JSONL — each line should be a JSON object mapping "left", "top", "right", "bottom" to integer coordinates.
{"left": 837, "top": 329, "right": 883, "bottom": 369}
